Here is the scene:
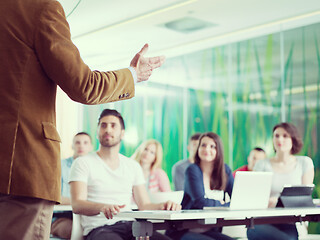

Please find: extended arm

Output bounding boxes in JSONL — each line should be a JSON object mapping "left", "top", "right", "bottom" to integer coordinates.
{"left": 70, "top": 181, "right": 124, "bottom": 219}
{"left": 36, "top": 2, "right": 166, "bottom": 105}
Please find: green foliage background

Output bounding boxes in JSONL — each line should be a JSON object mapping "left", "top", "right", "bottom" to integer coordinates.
{"left": 82, "top": 22, "right": 320, "bottom": 232}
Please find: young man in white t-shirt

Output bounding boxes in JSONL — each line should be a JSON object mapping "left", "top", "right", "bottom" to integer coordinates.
{"left": 69, "top": 109, "right": 180, "bottom": 240}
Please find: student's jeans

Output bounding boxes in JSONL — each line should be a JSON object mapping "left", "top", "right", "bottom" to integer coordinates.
{"left": 86, "top": 221, "right": 172, "bottom": 240}
{"left": 181, "top": 231, "right": 234, "bottom": 240}
{"left": 247, "top": 223, "right": 298, "bottom": 240}
{"left": 167, "top": 227, "right": 234, "bottom": 240}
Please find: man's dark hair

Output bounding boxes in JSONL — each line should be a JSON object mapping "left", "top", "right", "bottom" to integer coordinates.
{"left": 75, "top": 132, "right": 92, "bottom": 141}
{"left": 253, "top": 147, "right": 265, "bottom": 153}
{"left": 98, "top": 109, "right": 125, "bottom": 129}
{"left": 190, "top": 133, "right": 201, "bottom": 141}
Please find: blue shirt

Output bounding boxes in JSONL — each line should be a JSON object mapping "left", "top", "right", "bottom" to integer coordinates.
{"left": 61, "top": 156, "right": 74, "bottom": 197}
{"left": 181, "top": 163, "right": 234, "bottom": 209}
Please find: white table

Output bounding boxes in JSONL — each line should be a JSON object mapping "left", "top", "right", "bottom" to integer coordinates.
{"left": 116, "top": 208, "right": 320, "bottom": 239}
{"left": 53, "top": 205, "right": 72, "bottom": 211}
{"left": 53, "top": 205, "right": 73, "bottom": 220}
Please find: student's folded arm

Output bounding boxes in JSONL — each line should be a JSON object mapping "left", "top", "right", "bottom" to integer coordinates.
{"left": 133, "top": 184, "right": 156, "bottom": 210}
{"left": 185, "top": 165, "right": 225, "bottom": 209}
{"left": 70, "top": 181, "right": 105, "bottom": 216}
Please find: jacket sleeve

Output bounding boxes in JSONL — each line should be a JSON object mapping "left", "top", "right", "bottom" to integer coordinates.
{"left": 224, "top": 164, "right": 234, "bottom": 199}
{"left": 184, "top": 164, "right": 227, "bottom": 209}
{"left": 34, "top": 1, "right": 134, "bottom": 104}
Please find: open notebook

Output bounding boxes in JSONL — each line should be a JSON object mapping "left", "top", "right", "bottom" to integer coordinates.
{"left": 204, "top": 171, "right": 273, "bottom": 210}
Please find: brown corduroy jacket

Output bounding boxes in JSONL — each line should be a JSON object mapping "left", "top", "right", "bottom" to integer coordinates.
{"left": 0, "top": 0, "right": 134, "bottom": 203}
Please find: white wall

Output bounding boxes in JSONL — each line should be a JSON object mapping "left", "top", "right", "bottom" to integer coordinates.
{"left": 56, "top": 87, "right": 83, "bottom": 159}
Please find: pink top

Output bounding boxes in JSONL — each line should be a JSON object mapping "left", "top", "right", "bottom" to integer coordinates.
{"left": 147, "top": 168, "right": 171, "bottom": 192}
{"left": 232, "top": 165, "right": 249, "bottom": 178}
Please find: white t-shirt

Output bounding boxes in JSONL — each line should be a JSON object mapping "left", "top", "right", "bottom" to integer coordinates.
{"left": 253, "top": 156, "right": 314, "bottom": 198}
{"left": 205, "top": 189, "right": 224, "bottom": 201}
{"left": 69, "top": 152, "right": 145, "bottom": 236}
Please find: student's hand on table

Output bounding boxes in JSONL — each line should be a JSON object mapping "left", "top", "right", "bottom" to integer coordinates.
{"left": 101, "top": 204, "right": 125, "bottom": 219}
{"left": 160, "top": 200, "right": 182, "bottom": 211}
{"left": 130, "top": 43, "right": 165, "bottom": 82}
{"left": 268, "top": 197, "right": 278, "bottom": 208}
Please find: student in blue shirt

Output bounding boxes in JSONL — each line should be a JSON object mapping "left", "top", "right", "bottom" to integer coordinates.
{"left": 168, "top": 132, "right": 234, "bottom": 240}
{"left": 172, "top": 133, "right": 201, "bottom": 191}
{"left": 51, "top": 132, "right": 93, "bottom": 239}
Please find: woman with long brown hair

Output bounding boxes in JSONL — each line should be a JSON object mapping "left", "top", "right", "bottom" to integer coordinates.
{"left": 169, "top": 132, "right": 234, "bottom": 240}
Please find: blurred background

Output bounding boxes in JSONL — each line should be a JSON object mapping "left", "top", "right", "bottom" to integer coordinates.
{"left": 56, "top": 0, "right": 320, "bottom": 231}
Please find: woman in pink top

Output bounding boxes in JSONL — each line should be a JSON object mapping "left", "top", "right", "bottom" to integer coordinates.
{"left": 132, "top": 139, "right": 171, "bottom": 193}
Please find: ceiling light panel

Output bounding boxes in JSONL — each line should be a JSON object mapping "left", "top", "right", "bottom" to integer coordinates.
{"left": 58, "top": 0, "right": 194, "bottom": 37}
{"left": 161, "top": 17, "right": 217, "bottom": 33}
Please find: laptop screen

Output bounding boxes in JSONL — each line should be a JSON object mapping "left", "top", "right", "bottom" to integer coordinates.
{"left": 230, "top": 171, "right": 273, "bottom": 210}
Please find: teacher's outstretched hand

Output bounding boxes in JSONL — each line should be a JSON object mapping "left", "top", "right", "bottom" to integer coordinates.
{"left": 130, "top": 44, "right": 165, "bottom": 82}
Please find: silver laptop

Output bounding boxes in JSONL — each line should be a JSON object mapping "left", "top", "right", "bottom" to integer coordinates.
{"left": 204, "top": 171, "right": 273, "bottom": 210}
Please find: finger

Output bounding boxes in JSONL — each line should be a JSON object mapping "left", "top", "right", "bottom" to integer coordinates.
{"left": 111, "top": 206, "right": 118, "bottom": 215}
{"left": 173, "top": 203, "right": 181, "bottom": 211}
{"left": 114, "top": 205, "right": 125, "bottom": 213}
{"left": 160, "top": 203, "right": 165, "bottom": 210}
{"left": 107, "top": 208, "right": 113, "bottom": 219}
{"left": 138, "top": 71, "right": 152, "bottom": 82}
{"left": 130, "top": 53, "right": 140, "bottom": 68}
{"left": 102, "top": 211, "right": 108, "bottom": 218}
{"left": 148, "top": 56, "right": 166, "bottom": 69}
{"left": 104, "top": 209, "right": 111, "bottom": 219}
{"left": 166, "top": 201, "right": 173, "bottom": 210}
{"left": 110, "top": 209, "right": 115, "bottom": 219}
{"left": 108, "top": 206, "right": 117, "bottom": 219}
{"left": 171, "top": 203, "right": 177, "bottom": 211}
{"left": 101, "top": 207, "right": 109, "bottom": 218}
{"left": 114, "top": 206, "right": 120, "bottom": 213}
{"left": 138, "top": 43, "right": 149, "bottom": 56}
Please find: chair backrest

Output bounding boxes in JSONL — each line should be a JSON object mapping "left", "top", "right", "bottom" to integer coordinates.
{"left": 70, "top": 213, "right": 84, "bottom": 240}
{"left": 149, "top": 191, "right": 184, "bottom": 204}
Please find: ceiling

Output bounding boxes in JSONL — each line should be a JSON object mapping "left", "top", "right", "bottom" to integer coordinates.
{"left": 58, "top": 0, "right": 320, "bottom": 71}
